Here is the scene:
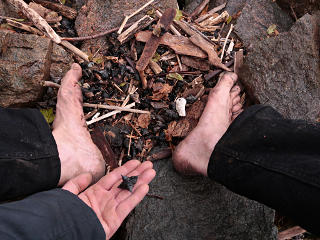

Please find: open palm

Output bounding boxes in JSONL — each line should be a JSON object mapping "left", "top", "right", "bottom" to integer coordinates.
{"left": 63, "top": 160, "right": 156, "bottom": 239}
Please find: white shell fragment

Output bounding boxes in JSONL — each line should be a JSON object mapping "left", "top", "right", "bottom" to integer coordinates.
{"left": 175, "top": 98, "right": 187, "bottom": 117}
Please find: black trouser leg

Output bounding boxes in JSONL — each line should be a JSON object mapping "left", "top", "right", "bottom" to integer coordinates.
{"left": 0, "top": 107, "right": 60, "bottom": 201}
{"left": 208, "top": 105, "right": 320, "bottom": 235}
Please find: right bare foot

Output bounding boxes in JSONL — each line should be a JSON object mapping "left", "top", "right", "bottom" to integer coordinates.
{"left": 52, "top": 64, "right": 106, "bottom": 185}
{"left": 173, "top": 72, "right": 243, "bottom": 176}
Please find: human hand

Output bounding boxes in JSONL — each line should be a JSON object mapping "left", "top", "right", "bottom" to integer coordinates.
{"left": 63, "top": 160, "right": 156, "bottom": 239}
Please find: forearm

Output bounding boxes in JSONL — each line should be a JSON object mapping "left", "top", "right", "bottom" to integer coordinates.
{"left": 0, "top": 189, "right": 105, "bottom": 240}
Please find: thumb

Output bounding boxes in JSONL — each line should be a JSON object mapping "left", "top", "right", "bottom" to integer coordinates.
{"left": 62, "top": 173, "right": 93, "bottom": 195}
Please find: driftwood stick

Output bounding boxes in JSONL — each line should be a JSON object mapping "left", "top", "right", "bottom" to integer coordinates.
{"left": 83, "top": 103, "right": 150, "bottom": 114}
{"left": 33, "top": 0, "right": 77, "bottom": 19}
{"left": 118, "top": 15, "right": 154, "bottom": 44}
{"left": 61, "top": 23, "right": 133, "bottom": 42}
{"left": 60, "top": 40, "right": 89, "bottom": 61}
{"left": 138, "top": 70, "right": 148, "bottom": 89}
{"left": 117, "top": 0, "right": 156, "bottom": 34}
{"left": 6, "top": 19, "right": 43, "bottom": 35}
{"left": 190, "top": 0, "right": 209, "bottom": 19}
{"left": 220, "top": 24, "right": 233, "bottom": 60}
{"left": 199, "top": 11, "right": 229, "bottom": 27}
{"left": 195, "top": 3, "right": 226, "bottom": 23}
{"left": 86, "top": 103, "right": 135, "bottom": 125}
{"left": 7, "top": 0, "right": 61, "bottom": 44}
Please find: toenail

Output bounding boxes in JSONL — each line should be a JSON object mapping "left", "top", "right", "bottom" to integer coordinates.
{"left": 72, "top": 63, "right": 81, "bottom": 71}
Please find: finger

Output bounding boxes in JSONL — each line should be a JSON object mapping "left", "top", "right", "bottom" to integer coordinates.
{"left": 115, "top": 168, "right": 156, "bottom": 202}
{"left": 62, "top": 173, "right": 93, "bottom": 195}
{"left": 116, "top": 184, "right": 149, "bottom": 221}
{"left": 111, "top": 161, "right": 153, "bottom": 192}
{"left": 97, "top": 160, "right": 141, "bottom": 191}
{"left": 61, "top": 63, "right": 82, "bottom": 87}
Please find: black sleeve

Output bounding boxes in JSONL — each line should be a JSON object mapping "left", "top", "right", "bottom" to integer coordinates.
{"left": 0, "top": 189, "right": 105, "bottom": 240}
{"left": 208, "top": 105, "right": 320, "bottom": 236}
{"left": 0, "top": 107, "right": 61, "bottom": 201}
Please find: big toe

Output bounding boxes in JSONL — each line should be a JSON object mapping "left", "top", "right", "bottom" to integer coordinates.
{"left": 61, "top": 63, "right": 83, "bottom": 87}
{"left": 215, "top": 72, "right": 238, "bottom": 93}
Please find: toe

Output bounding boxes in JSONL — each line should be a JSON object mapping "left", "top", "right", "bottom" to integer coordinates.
{"left": 232, "top": 96, "right": 241, "bottom": 106}
{"left": 217, "top": 72, "right": 238, "bottom": 89}
{"left": 61, "top": 63, "right": 82, "bottom": 87}
{"left": 232, "top": 103, "right": 242, "bottom": 113}
{"left": 232, "top": 109, "right": 243, "bottom": 121}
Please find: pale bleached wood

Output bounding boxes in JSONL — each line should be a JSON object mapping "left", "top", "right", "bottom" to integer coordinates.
{"left": 7, "top": 0, "right": 61, "bottom": 44}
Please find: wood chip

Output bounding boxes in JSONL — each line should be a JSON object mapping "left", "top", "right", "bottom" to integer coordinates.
{"left": 189, "top": 33, "right": 231, "bottom": 71}
{"left": 181, "top": 56, "right": 210, "bottom": 71}
{"left": 136, "top": 31, "right": 207, "bottom": 59}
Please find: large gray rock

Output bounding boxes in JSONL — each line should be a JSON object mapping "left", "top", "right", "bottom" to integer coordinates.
{"left": 235, "top": 0, "right": 294, "bottom": 49}
{"left": 0, "top": 31, "right": 51, "bottom": 107}
{"left": 276, "top": 0, "right": 320, "bottom": 18}
{"left": 124, "top": 159, "right": 277, "bottom": 240}
{"left": 0, "top": 30, "right": 72, "bottom": 107}
{"left": 75, "top": 0, "right": 177, "bottom": 54}
{"left": 225, "top": 0, "right": 247, "bottom": 16}
{"left": 240, "top": 13, "right": 320, "bottom": 120}
{"left": 0, "top": 0, "right": 20, "bottom": 18}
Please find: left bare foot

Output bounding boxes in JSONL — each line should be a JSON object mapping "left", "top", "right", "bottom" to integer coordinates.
{"left": 52, "top": 64, "right": 105, "bottom": 185}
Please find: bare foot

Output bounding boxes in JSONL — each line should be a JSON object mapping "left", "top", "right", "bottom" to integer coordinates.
{"left": 173, "top": 72, "right": 243, "bottom": 176}
{"left": 52, "top": 63, "right": 105, "bottom": 185}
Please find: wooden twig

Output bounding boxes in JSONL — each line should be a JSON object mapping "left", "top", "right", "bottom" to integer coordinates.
{"left": 195, "top": 3, "right": 226, "bottom": 23}
{"left": 7, "top": 0, "right": 61, "bottom": 44}
{"left": 60, "top": 40, "right": 89, "bottom": 61}
{"left": 220, "top": 24, "right": 233, "bottom": 60}
{"left": 278, "top": 226, "right": 306, "bottom": 240}
{"left": 190, "top": 0, "right": 209, "bottom": 19}
{"left": 33, "top": 0, "right": 77, "bottom": 20}
{"left": 6, "top": 19, "right": 43, "bottom": 35}
{"left": 117, "top": 0, "right": 156, "bottom": 34}
{"left": 190, "top": 33, "right": 231, "bottom": 71}
{"left": 83, "top": 103, "right": 150, "bottom": 114}
{"left": 149, "top": 60, "right": 162, "bottom": 74}
{"left": 86, "top": 103, "right": 136, "bottom": 125}
{"left": 61, "top": 23, "right": 133, "bottom": 42}
{"left": 118, "top": 15, "right": 154, "bottom": 44}
{"left": 138, "top": 70, "right": 148, "bottom": 89}
{"left": 199, "top": 11, "right": 229, "bottom": 27}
